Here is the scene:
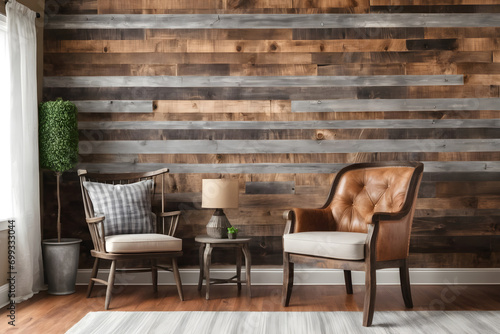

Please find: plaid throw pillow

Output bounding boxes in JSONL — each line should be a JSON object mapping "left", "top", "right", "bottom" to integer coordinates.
{"left": 83, "top": 180, "right": 155, "bottom": 236}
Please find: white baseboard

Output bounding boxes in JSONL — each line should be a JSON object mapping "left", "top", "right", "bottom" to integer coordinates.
{"left": 76, "top": 267, "right": 500, "bottom": 286}
{"left": 0, "top": 284, "right": 9, "bottom": 308}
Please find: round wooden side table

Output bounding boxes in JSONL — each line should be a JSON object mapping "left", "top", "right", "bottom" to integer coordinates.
{"left": 195, "top": 235, "right": 252, "bottom": 300}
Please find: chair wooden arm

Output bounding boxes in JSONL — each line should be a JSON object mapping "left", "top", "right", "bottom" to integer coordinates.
{"left": 283, "top": 210, "right": 294, "bottom": 234}
{"left": 159, "top": 211, "right": 181, "bottom": 217}
{"left": 86, "top": 216, "right": 107, "bottom": 253}
{"left": 370, "top": 210, "right": 415, "bottom": 262}
{"left": 158, "top": 211, "right": 181, "bottom": 236}
{"left": 86, "top": 216, "right": 105, "bottom": 224}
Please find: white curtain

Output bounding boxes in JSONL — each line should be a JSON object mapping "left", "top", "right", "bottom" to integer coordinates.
{"left": 6, "top": 0, "right": 44, "bottom": 302}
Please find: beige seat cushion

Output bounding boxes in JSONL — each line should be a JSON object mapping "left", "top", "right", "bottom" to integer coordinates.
{"left": 105, "top": 233, "right": 182, "bottom": 253}
{"left": 283, "top": 231, "right": 367, "bottom": 260}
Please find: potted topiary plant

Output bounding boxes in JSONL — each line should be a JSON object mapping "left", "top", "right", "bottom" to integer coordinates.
{"left": 227, "top": 226, "right": 238, "bottom": 239}
{"left": 39, "top": 98, "right": 82, "bottom": 295}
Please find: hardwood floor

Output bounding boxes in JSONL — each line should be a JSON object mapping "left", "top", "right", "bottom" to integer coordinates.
{"left": 1, "top": 284, "right": 499, "bottom": 333}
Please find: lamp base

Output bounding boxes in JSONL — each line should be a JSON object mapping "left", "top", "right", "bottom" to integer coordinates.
{"left": 206, "top": 208, "right": 232, "bottom": 239}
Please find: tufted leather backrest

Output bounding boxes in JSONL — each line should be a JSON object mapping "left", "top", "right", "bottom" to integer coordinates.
{"left": 328, "top": 166, "right": 417, "bottom": 233}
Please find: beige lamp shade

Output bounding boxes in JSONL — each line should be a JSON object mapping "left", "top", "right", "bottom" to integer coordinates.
{"left": 202, "top": 179, "right": 239, "bottom": 209}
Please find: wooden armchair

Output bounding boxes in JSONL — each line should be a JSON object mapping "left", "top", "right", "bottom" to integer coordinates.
{"left": 282, "top": 162, "right": 424, "bottom": 326}
{"left": 78, "top": 168, "right": 184, "bottom": 310}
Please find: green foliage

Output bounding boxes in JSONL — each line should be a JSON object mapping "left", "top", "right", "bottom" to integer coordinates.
{"left": 227, "top": 226, "right": 238, "bottom": 234}
{"left": 39, "top": 98, "right": 79, "bottom": 173}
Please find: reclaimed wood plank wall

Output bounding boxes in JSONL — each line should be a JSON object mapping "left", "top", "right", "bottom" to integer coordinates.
{"left": 42, "top": 0, "right": 500, "bottom": 268}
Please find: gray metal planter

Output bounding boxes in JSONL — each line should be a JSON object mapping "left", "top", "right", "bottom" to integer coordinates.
{"left": 42, "top": 238, "right": 82, "bottom": 295}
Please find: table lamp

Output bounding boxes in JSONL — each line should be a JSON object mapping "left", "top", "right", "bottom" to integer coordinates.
{"left": 202, "top": 178, "right": 239, "bottom": 239}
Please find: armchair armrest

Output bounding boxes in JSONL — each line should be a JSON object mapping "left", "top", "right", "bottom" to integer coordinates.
{"left": 86, "top": 216, "right": 105, "bottom": 224}
{"left": 370, "top": 211, "right": 415, "bottom": 262}
{"left": 283, "top": 208, "right": 335, "bottom": 234}
{"left": 86, "top": 216, "right": 107, "bottom": 253}
{"left": 158, "top": 211, "right": 181, "bottom": 236}
{"left": 159, "top": 211, "right": 181, "bottom": 217}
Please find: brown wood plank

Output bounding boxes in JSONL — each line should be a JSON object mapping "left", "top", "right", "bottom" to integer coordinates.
{"left": 44, "top": 29, "right": 146, "bottom": 40}
{"left": 229, "top": 64, "right": 318, "bottom": 76}
{"left": 408, "top": 252, "right": 500, "bottom": 267}
{"left": 293, "top": 27, "right": 424, "bottom": 40}
{"left": 405, "top": 63, "right": 458, "bottom": 75}
{"left": 425, "top": 27, "right": 500, "bottom": 39}
{"left": 410, "top": 235, "right": 500, "bottom": 253}
{"left": 291, "top": 0, "right": 368, "bottom": 10}
{"left": 458, "top": 63, "right": 500, "bottom": 74}
{"left": 494, "top": 51, "right": 500, "bottom": 62}
{"left": 462, "top": 38, "right": 500, "bottom": 52}
{"left": 225, "top": 0, "right": 293, "bottom": 9}
{"left": 311, "top": 51, "right": 492, "bottom": 64}
{"left": 174, "top": 64, "right": 318, "bottom": 76}
{"left": 407, "top": 85, "right": 495, "bottom": 99}
{"left": 98, "top": 0, "right": 225, "bottom": 13}
{"left": 465, "top": 75, "right": 500, "bottom": 85}
{"left": 436, "top": 181, "right": 500, "bottom": 198}
{"left": 370, "top": 0, "right": 500, "bottom": 5}
{"left": 44, "top": 52, "right": 314, "bottom": 65}
{"left": 186, "top": 39, "right": 408, "bottom": 53}
{"left": 406, "top": 39, "right": 459, "bottom": 51}
{"left": 146, "top": 28, "right": 293, "bottom": 40}
{"left": 44, "top": 40, "right": 189, "bottom": 54}
{"left": 155, "top": 100, "right": 273, "bottom": 114}
{"left": 417, "top": 197, "right": 500, "bottom": 210}
{"left": 318, "top": 64, "right": 405, "bottom": 75}
{"left": 412, "top": 216, "right": 500, "bottom": 236}
{"left": 44, "top": 64, "right": 177, "bottom": 76}
{"left": 49, "top": 0, "right": 98, "bottom": 14}
{"left": 177, "top": 64, "right": 230, "bottom": 76}
{"left": 371, "top": 5, "right": 500, "bottom": 13}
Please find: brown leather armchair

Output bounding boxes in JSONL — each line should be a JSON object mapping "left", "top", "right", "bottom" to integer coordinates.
{"left": 282, "top": 162, "right": 424, "bottom": 327}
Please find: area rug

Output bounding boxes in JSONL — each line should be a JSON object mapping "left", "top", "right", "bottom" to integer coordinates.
{"left": 66, "top": 311, "right": 500, "bottom": 334}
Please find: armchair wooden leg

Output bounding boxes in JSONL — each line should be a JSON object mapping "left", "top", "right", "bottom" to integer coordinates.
{"left": 362, "top": 266, "right": 376, "bottom": 327}
{"left": 344, "top": 270, "right": 353, "bottom": 295}
{"left": 172, "top": 257, "right": 184, "bottom": 301}
{"left": 282, "top": 252, "right": 294, "bottom": 307}
{"left": 400, "top": 259, "right": 413, "bottom": 308}
{"left": 152, "top": 259, "right": 158, "bottom": 293}
{"left": 104, "top": 260, "right": 117, "bottom": 310}
{"left": 87, "top": 258, "right": 100, "bottom": 298}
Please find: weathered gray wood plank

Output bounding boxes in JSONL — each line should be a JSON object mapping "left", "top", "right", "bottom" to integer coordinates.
{"left": 292, "top": 98, "right": 500, "bottom": 112}
{"left": 73, "top": 100, "right": 153, "bottom": 113}
{"left": 75, "top": 161, "right": 500, "bottom": 174}
{"left": 45, "top": 14, "right": 500, "bottom": 30}
{"left": 245, "top": 182, "right": 295, "bottom": 194}
{"left": 78, "top": 119, "right": 500, "bottom": 130}
{"left": 44, "top": 75, "right": 462, "bottom": 88}
{"left": 78, "top": 139, "right": 500, "bottom": 154}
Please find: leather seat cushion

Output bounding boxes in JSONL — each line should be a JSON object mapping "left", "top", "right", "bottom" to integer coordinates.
{"left": 105, "top": 233, "right": 182, "bottom": 253}
{"left": 283, "top": 231, "right": 367, "bottom": 260}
